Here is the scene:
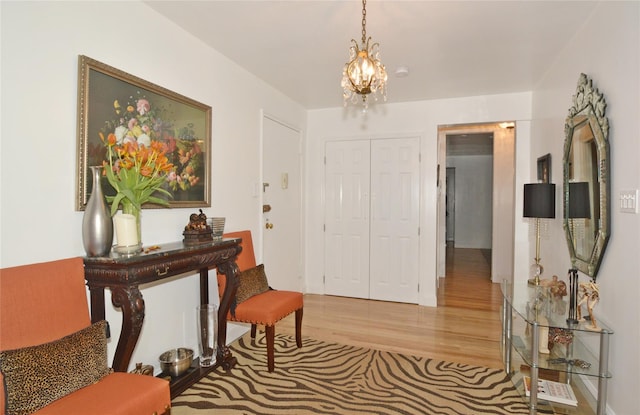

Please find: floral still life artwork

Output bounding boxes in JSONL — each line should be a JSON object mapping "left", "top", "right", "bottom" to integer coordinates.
{"left": 76, "top": 55, "right": 211, "bottom": 210}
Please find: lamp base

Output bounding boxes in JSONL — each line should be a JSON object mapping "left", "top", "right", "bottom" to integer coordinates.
{"left": 566, "top": 318, "right": 579, "bottom": 327}
{"left": 528, "top": 262, "right": 543, "bottom": 286}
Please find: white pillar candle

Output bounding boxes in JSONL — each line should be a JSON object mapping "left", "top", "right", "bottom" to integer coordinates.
{"left": 114, "top": 213, "right": 138, "bottom": 247}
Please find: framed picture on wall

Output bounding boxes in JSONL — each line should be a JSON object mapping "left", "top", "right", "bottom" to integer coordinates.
{"left": 537, "top": 153, "right": 551, "bottom": 183}
{"left": 75, "top": 55, "right": 212, "bottom": 211}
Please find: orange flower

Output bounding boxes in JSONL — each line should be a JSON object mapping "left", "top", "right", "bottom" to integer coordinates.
{"left": 103, "top": 135, "right": 176, "bottom": 214}
{"left": 139, "top": 165, "right": 153, "bottom": 177}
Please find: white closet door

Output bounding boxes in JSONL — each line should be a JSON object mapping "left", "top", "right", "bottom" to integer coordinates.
{"left": 324, "top": 140, "right": 370, "bottom": 299}
{"left": 370, "top": 138, "right": 420, "bottom": 303}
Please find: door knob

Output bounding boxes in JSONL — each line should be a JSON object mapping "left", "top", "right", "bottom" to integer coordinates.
{"left": 265, "top": 222, "right": 274, "bottom": 229}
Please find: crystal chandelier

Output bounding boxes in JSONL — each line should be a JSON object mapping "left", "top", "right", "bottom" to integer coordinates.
{"left": 341, "top": 0, "right": 388, "bottom": 110}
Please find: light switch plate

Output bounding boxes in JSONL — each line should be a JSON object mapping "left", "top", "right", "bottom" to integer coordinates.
{"left": 619, "top": 189, "right": 638, "bottom": 213}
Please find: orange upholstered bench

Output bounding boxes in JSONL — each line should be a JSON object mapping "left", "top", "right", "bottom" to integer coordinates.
{"left": 217, "top": 230, "right": 303, "bottom": 372}
{"left": 0, "top": 258, "right": 171, "bottom": 415}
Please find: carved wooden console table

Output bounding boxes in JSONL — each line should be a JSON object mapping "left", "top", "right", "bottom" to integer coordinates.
{"left": 83, "top": 238, "right": 242, "bottom": 396}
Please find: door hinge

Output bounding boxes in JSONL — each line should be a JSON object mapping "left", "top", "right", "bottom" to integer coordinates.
{"left": 417, "top": 283, "right": 420, "bottom": 293}
{"left": 323, "top": 275, "right": 326, "bottom": 284}
{"left": 418, "top": 227, "right": 420, "bottom": 236}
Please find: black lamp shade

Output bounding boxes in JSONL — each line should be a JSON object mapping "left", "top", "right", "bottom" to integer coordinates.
{"left": 568, "top": 182, "right": 591, "bottom": 219}
{"left": 523, "top": 183, "right": 556, "bottom": 218}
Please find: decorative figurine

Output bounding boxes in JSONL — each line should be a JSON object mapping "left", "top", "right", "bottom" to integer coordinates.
{"left": 527, "top": 288, "right": 551, "bottom": 354}
{"left": 185, "top": 210, "right": 209, "bottom": 231}
{"left": 548, "top": 327, "right": 574, "bottom": 351}
{"left": 566, "top": 268, "right": 579, "bottom": 325}
{"left": 577, "top": 280, "right": 600, "bottom": 331}
{"left": 182, "top": 209, "right": 214, "bottom": 245}
{"left": 541, "top": 275, "right": 568, "bottom": 314}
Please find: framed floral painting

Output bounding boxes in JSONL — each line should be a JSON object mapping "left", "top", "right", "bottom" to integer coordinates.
{"left": 76, "top": 55, "right": 212, "bottom": 211}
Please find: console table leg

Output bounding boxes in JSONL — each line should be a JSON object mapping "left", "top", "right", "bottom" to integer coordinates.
{"left": 597, "top": 329, "right": 611, "bottom": 415}
{"left": 503, "top": 295, "right": 512, "bottom": 375}
{"left": 530, "top": 321, "right": 539, "bottom": 415}
{"left": 110, "top": 286, "right": 145, "bottom": 372}
{"left": 89, "top": 286, "right": 106, "bottom": 323}
{"left": 216, "top": 260, "right": 239, "bottom": 370}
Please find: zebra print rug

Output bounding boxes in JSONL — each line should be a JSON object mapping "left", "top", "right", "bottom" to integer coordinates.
{"left": 172, "top": 333, "right": 549, "bottom": 415}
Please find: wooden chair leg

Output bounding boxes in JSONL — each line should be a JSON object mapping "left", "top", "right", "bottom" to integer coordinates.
{"left": 251, "top": 324, "right": 257, "bottom": 339}
{"left": 266, "top": 325, "right": 275, "bottom": 372}
{"left": 295, "top": 308, "right": 303, "bottom": 348}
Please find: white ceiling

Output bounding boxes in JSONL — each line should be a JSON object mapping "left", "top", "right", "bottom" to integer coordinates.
{"left": 145, "top": 1, "right": 599, "bottom": 110}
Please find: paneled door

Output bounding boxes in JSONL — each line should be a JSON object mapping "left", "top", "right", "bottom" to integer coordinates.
{"left": 324, "top": 137, "right": 420, "bottom": 303}
{"left": 324, "top": 140, "right": 371, "bottom": 299}
{"left": 262, "top": 115, "right": 302, "bottom": 291}
{"left": 369, "top": 138, "right": 420, "bottom": 303}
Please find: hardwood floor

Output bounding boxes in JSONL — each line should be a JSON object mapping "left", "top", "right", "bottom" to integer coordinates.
{"left": 278, "top": 245, "right": 504, "bottom": 369}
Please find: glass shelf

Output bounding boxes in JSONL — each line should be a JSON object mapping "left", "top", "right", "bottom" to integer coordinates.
{"left": 501, "top": 280, "right": 612, "bottom": 415}
{"left": 503, "top": 281, "right": 613, "bottom": 334}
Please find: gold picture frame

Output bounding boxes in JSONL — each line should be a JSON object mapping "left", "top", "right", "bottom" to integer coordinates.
{"left": 76, "top": 55, "right": 212, "bottom": 211}
{"left": 537, "top": 153, "right": 551, "bottom": 184}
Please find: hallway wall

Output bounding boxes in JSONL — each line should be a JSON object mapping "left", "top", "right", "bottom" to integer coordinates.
{"left": 446, "top": 154, "right": 493, "bottom": 249}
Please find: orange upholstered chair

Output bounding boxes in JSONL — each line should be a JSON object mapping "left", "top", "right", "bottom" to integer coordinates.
{"left": 217, "top": 230, "right": 303, "bottom": 372}
{"left": 0, "top": 258, "right": 171, "bottom": 415}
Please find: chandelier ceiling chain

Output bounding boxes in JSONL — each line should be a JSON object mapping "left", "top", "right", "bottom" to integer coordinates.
{"left": 341, "top": 0, "right": 388, "bottom": 110}
{"left": 360, "top": 0, "right": 367, "bottom": 46}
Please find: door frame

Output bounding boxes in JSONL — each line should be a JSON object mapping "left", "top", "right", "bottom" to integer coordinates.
{"left": 436, "top": 123, "right": 516, "bottom": 286}
{"left": 445, "top": 167, "right": 455, "bottom": 243}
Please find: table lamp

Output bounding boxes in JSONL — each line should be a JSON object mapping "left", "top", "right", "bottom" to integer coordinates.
{"left": 567, "top": 181, "right": 590, "bottom": 323}
{"left": 523, "top": 183, "right": 556, "bottom": 285}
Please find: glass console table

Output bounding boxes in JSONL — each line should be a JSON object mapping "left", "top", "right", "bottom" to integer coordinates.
{"left": 501, "top": 281, "right": 612, "bottom": 415}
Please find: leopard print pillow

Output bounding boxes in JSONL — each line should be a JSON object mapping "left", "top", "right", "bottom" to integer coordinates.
{"left": 0, "top": 320, "right": 111, "bottom": 415}
{"left": 230, "top": 264, "right": 271, "bottom": 317}
{"left": 236, "top": 264, "right": 270, "bottom": 304}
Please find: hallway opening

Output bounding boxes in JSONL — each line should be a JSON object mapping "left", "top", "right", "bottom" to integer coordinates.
{"left": 437, "top": 243, "right": 502, "bottom": 312}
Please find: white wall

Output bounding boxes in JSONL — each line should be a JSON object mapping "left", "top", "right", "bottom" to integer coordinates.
{"left": 529, "top": 3, "right": 639, "bottom": 414}
{"left": 0, "top": 1, "right": 306, "bottom": 371}
{"left": 2, "top": 1, "right": 637, "bottom": 413}
{"left": 447, "top": 155, "right": 493, "bottom": 249}
{"left": 305, "top": 94, "right": 532, "bottom": 307}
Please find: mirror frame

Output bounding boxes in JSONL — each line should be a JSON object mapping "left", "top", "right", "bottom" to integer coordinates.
{"left": 563, "top": 73, "right": 610, "bottom": 279}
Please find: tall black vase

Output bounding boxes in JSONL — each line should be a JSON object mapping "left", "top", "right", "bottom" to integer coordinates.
{"left": 82, "top": 166, "right": 113, "bottom": 256}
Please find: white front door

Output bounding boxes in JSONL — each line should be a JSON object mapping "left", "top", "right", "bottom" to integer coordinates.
{"left": 324, "top": 140, "right": 370, "bottom": 299}
{"left": 262, "top": 115, "right": 302, "bottom": 291}
{"left": 369, "top": 138, "right": 420, "bottom": 303}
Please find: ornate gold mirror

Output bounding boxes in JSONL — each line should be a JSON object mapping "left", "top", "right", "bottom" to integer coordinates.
{"left": 563, "top": 73, "right": 610, "bottom": 279}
